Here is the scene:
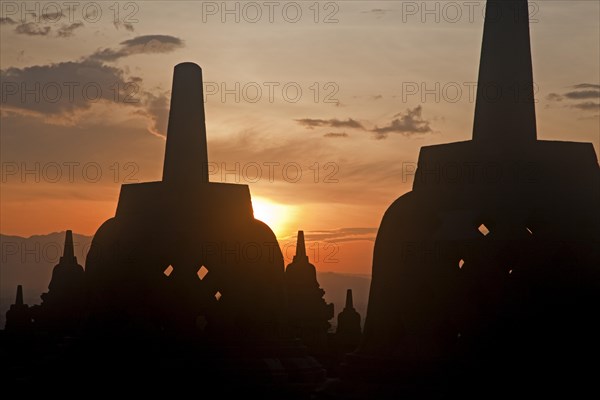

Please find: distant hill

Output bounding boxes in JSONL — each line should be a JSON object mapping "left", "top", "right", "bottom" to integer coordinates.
{"left": 0, "top": 232, "right": 371, "bottom": 329}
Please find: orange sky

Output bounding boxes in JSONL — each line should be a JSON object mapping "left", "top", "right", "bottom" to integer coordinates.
{"left": 1, "top": 1, "right": 599, "bottom": 275}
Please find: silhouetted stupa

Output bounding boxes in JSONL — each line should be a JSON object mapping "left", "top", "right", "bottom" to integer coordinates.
{"left": 33, "top": 230, "right": 85, "bottom": 333}
{"left": 285, "top": 231, "right": 334, "bottom": 351}
{"left": 84, "top": 63, "right": 328, "bottom": 389}
{"left": 4, "top": 285, "right": 32, "bottom": 332}
{"left": 335, "top": 289, "right": 361, "bottom": 353}
{"left": 86, "top": 63, "right": 285, "bottom": 340}
{"left": 344, "top": 0, "right": 600, "bottom": 396}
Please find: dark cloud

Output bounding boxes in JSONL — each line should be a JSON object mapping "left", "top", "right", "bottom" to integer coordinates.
{"left": 547, "top": 84, "right": 600, "bottom": 113}
{"left": 1, "top": 60, "right": 133, "bottom": 115}
{"left": 546, "top": 93, "right": 563, "bottom": 102}
{"left": 1, "top": 34, "right": 184, "bottom": 136}
{"left": 297, "top": 106, "right": 433, "bottom": 140}
{"left": 571, "top": 102, "right": 600, "bottom": 111}
{"left": 90, "top": 35, "right": 184, "bottom": 62}
{"left": 564, "top": 90, "right": 600, "bottom": 100}
{"left": 573, "top": 83, "right": 600, "bottom": 90}
{"left": 372, "top": 106, "right": 432, "bottom": 139}
{"left": 133, "top": 91, "right": 170, "bottom": 137}
{"left": 323, "top": 132, "right": 349, "bottom": 138}
{"left": 0, "top": 17, "right": 17, "bottom": 25}
{"left": 15, "top": 22, "right": 51, "bottom": 36}
{"left": 296, "top": 118, "right": 364, "bottom": 130}
{"left": 0, "top": 59, "right": 169, "bottom": 136}
{"left": 56, "top": 22, "right": 84, "bottom": 38}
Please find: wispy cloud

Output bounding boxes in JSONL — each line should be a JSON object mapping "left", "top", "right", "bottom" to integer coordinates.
{"left": 0, "top": 17, "right": 17, "bottom": 25}
{"left": 15, "top": 22, "right": 51, "bottom": 36}
{"left": 547, "top": 83, "right": 600, "bottom": 112}
{"left": 572, "top": 83, "right": 600, "bottom": 90}
{"left": 323, "top": 132, "right": 349, "bottom": 138}
{"left": 571, "top": 102, "right": 600, "bottom": 111}
{"left": 284, "top": 228, "right": 378, "bottom": 244}
{"left": 90, "top": 35, "right": 184, "bottom": 62}
{"left": 296, "top": 106, "right": 434, "bottom": 140}
{"left": 56, "top": 22, "right": 84, "bottom": 38}
{"left": 296, "top": 117, "right": 364, "bottom": 130}
{"left": 372, "top": 106, "right": 432, "bottom": 139}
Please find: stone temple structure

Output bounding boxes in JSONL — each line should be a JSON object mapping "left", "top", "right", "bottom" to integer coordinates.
{"left": 4, "top": 64, "right": 327, "bottom": 392}
{"left": 83, "top": 63, "right": 330, "bottom": 391}
{"left": 285, "top": 230, "right": 334, "bottom": 351}
{"left": 335, "top": 289, "right": 361, "bottom": 353}
{"left": 86, "top": 63, "right": 285, "bottom": 343}
{"left": 4, "top": 285, "right": 32, "bottom": 332}
{"left": 34, "top": 230, "right": 85, "bottom": 333}
{"left": 344, "top": 0, "right": 600, "bottom": 396}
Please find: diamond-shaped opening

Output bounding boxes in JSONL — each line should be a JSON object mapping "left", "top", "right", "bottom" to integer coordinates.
{"left": 458, "top": 259, "right": 465, "bottom": 269}
{"left": 214, "top": 291, "right": 222, "bottom": 301}
{"left": 163, "top": 265, "right": 174, "bottom": 277}
{"left": 197, "top": 265, "right": 208, "bottom": 280}
{"left": 478, "top": 224, "right": 490, "bottom": 236}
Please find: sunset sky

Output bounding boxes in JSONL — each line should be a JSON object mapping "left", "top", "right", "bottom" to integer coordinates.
{"left": 1, "top": 1, "right": 599, "bottom": 275}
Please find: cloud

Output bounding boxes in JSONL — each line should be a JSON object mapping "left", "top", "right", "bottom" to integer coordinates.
{"left": 571, "top": 102, "right": 600, "bottom": 111}
{"left": 1, "top": 34, "right": 184, "bottom": 136}
{"left": 361, "top": 9, "right": 394, "bottom": 16}
{"left": 0, "top": 17, "right": 17, "bottom": 25}
{"left": 546, "top": 83, "right": 600, "bottom": 113}
{"left": 323, "top": 132, "right": 349, "bottom": 138}
{"left": 371, "top": 106, "right": 432, "bottom": 139}
{"left": 90, "top": 35, "right": 184, "bottom": 62}
{"left": 56, "top": 22, "right": 84, "bottom": 38}
{"left": 0, "top": 59, "right": 169, "bottom": 136}
{"left": 297, "top": 106, "right": 434, "bottom": 140}
{"left": 1, "top": 60, "right": 134, "bottom": 115}
{"left": 40, "top": 10, "right": 65, "bottom": 21}
{"left": 296, "top": 118, "right": 364, "bottom": 130}
{"left": 113, "top": 20, "right": 135, "bottom": 32}
{"left": 285, "top": 228, "right": 378, "bottom": 244}
{"left": 573, "top": 83, "right": 600, "bottom": 90}
{"left": 564, "top": 90, "right": 600, "bottom": 100}
{"left": 15, "top": 22, "right": 51, "bottom": 36}
{"left": 133, "top": 91, "right": 170, "bottom": 137}
{"left": 546, "top": 93, "right": 563, "bottom": 102}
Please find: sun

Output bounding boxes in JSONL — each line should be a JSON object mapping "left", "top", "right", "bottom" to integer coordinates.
{"left": 251, "top": 197, "right": 293, "bottom": 237}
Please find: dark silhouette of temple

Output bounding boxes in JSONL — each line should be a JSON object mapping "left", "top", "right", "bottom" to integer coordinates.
{"left": 86, "top": 63, "right": 285, "bottom": 341}
{"left": 342, "top": 0, "right": 600, "bottom": 396}
{"left": 3, "top": 1, "right": 598, "bottom": 396}
{"left": 32, "top": 230, "right": 85, "bottom": 333}
{"left": 4, "top": 231, "right": 85, "bottom": 335}
{"left": 334, "top": 289, "right": 361, "bottom": 353}
{"left": 285, "top": 231, "right": 334, "bottom": 351}
{"left": 82, "top": 63, "right": 327, "bottom": 389}
{"left": 4, "top": 285, "right": 32, "bottom": 332}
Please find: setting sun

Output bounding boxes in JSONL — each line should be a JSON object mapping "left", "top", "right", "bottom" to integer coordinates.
{"left": 251, "top": 196, "right": 294, "bottom": 237}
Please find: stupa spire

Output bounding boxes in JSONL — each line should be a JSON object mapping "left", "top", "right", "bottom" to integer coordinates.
{"left": 473, "top": 0, "right": 537, "bottom": 144}
{"left": 293, "top": 230, "right": 308, "bottom": 262}
{"left": 162, "top": 62, "right": 209, "bottom": 184}
{"left": 59, "top": 230, "right": 76, "bottom": 265}
{"left": 15, "top": 285, "right": 23, "bottom": 306}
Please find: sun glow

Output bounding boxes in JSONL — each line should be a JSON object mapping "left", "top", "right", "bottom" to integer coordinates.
{"left": 251, "top": 197, "right": 294, "bottom": 238}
